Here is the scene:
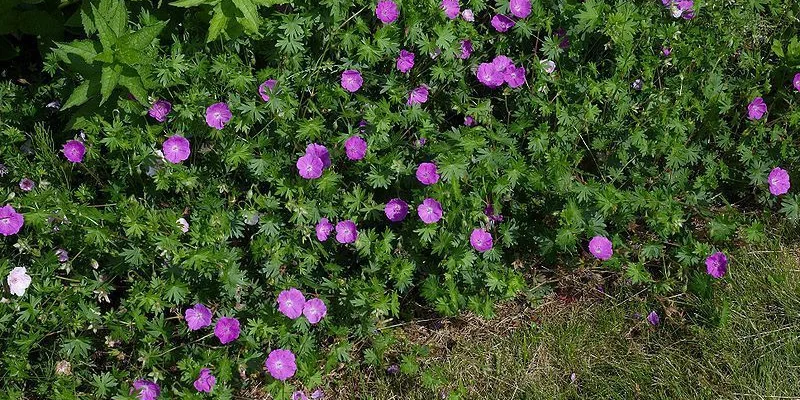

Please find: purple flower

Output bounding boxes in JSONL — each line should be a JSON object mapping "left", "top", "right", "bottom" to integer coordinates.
{"left": 387, "top": 364, "right": 400, "bottom": 374}
{"left": 193, "top": 368, "right": 216, "bottom": 393}
{"left": 214, "top": 317, "right": 241, "bottom": 344}
{"left": 476, "top": 63, "right": 505, "bottom": 88}
{"left": 277, "top": 288, "right": 306, "bottom": 319}
{"left": 794, "top": 73, "right": 800, "bottom": 91}
{"left": 259, "top": 79, "right": 277, "bottom": 102}
{"left": 470, "top": 229, "right": 493, "bottom": 252}
{"left": 162, "top": 135, "right": 191, "bottom": 164}
{"left": 265, "top": 349, "right": 297, "bottom": 381}
{"left": 554, "top": 28, "right": 570, "bottom": 49}
{"left": 484, "top": 205, "right": 504, "bottom": 223}
{"left": 206, "top": 102, "right": 232, "bottom": 130}
{"left": 661, "top": 47, "right": 672, "bottom": 57}
{"left": 768, "top": 167, "right": 790, "bottom": 195}
{"left": 385, "top": 198, "right": 409, "bottom": 222}
{"left": 588, "top": 236, "right": 613, "bottom": 260}
{"left": 748, "top": 97, "right": 767, "bottom": 120}
{"left": 417, "top": 198, "right": 443, "bottom": 224}
{"left": 632, "top": 79, "right": 643, "bottom": 91}
{"left": 303, "top": 298, "right": 327, "bottom": 324}
{"left": 461, "top": 9, "right": 474, "bottom": 21}
{"left": 509, "top": 0, "right": 531, "bottom": 18}
{"left": 132, "top": 380, "right": 160, "bottom": 400}
{"left": 441, "top": 0, "right": 459, "bottom": 19}
{"left": 464, "top": 116, "right": 475, "bottom": 126}
{"left": 416, "top": 162, "right": 440, "bottom": 185}
{"left": 297, "top": 154, "right": 324, "bottom": 179}
{"left": 492, "top": 55, "right": 513, "bottom": 72}
{"left": 311, "top": 389, "right": 325, "bottom": 399}
{"left": 56, "top": 249, "right": 69, "bottom": 263}
{"left": 396, "top": 50, "right": 415, "bottom": 73}
{"left": 459, "top": 40, "right": 473, "bottom": 60}
{"left": 19, "top": 178, "right": 35, "bottom": 192}
{"left": 305, "top": 143, "right": 331, "bottom": 168}
{"left": 63, "top": 140, "right": 86, "bottom": 163}
{"left": 345, "top": 136, "right": 367, "bottom": 160}
{"left": 335, "top": 220, "right": 358, "bottom": 243}
{"left": 341, "top": 70, "right": 363, "bottom": 92}
{"left": 0, "top": 205, "right": 24, "bottom": 236}
{"left": 292, "top": 391, "right": 309, "bottom": 400}
{"left": 647, "top": 311, "right": 660, "bottom": 326}
{"left": 0, "top": 164, "right": 8, "bottom": 176}
{"left": 705, "top": 252, "right": 728, "bottom": 278}
{"left": 148, "top": 100, "right": 171, "bottom": 122}
{"left": 185, "top": 304, "right": 212, "bottom": 331}
{"left": 407, "top": 86, "right": 429, "bottom": 106}
{"left": 677, "top": 0, "right": 694, "bottom": 19}
{"left": 376, "top": 0, "right": 399, "bottom": 23}
{"left": 414, "top": 137, "right": 427, "bottom": 148}
{"left": 316, "top": 218, "right": 334, "bottom": 241}
{"left": 491, "top": 14, "right": 515, "bottom": 32}
{"left": 505, "top": 65, "right": 526, "bottom": 88}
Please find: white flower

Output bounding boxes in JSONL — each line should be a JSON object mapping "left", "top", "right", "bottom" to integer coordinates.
{"left": 7, "top": 267, "right": 31, "bottom": 296}
{"left": 461, "top": 9, "right": 474, "bottom": 22}
{"left": 177, "top": 218, "right": 189, "bottom": 233}
{"left": 541, "top": 59, "right": 556, "bottom": 74}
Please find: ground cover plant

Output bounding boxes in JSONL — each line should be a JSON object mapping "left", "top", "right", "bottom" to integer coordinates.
{"left": 1, "top": 0, "right": 799, "bottom": 398}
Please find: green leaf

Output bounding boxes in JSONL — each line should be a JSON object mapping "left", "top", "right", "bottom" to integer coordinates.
{"left": 207, "top": 4, "right": 229, "bottom": 42}
{"left": 100, "top": 64, "right": 122, "bottom": 104}
{"left": 118, "top": 22, "right": 166, "bottom": 52}
{"left": 91, "top": 3, "right": 118, "bottom": 49}
{"left": 55, "top": 40, "right": 98, "bottom": 63}
{"left": 62, "top": 80, "right": 92, "bottom": 109}
{"left": 118, "top": 73, "right": 148, "bottom": 105}
{"left": 169, "top": 0, "right": 211, "bottom": 6}
{"left": 772, "top": 39, "right": 784, "bottom": 58}
{"left": 232, "top": 0, "right": 260, "bottom": 33}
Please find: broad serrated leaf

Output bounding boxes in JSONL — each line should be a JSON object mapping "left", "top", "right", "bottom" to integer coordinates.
{"left": 118, "top": 22, "right": 166, "bottom": 52}
{"left": 100, "top": 64, "right": 122, "bottom": 104}
{"left": 118, "top": 72, "right": 148, "bottom": 105}
{"left": 91, "top": 3, "right": 118, "bottom": 49}
{"left": 55, "top": 40, "right": 98, "bottom": 63}
{"left": 232, "top": 0, "right": 260, "bottom": 33}
{"left": 62, "top": 80, "right": 92, "bottom": 109}
{"left": 207, "top": 5, "right": 229, "bottom": 42}
{"left": 169, "top": 0, "right": 211, "bottom": 6}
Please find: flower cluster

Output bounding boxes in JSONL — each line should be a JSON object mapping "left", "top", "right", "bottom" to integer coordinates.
{"left": 477, "top": 56, "right": 526, "bottom": 88}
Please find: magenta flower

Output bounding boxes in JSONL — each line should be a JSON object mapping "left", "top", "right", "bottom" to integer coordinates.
{"left": 492, "top": 55, "right": 512, "bottom": 72}
{"left": 63, "top": 140, "right": 86, "bottom": 163}
{"left": 470, "top": 229, "right": 493, "bottom": 252}
{"left": 56, "top": 249, "right": 69, "bottom": 263}
{"left": 647, "top": 311, "right": 660, "bottom": 326}
{"left": 345, "top": 136, "right": 367, "bottom": 160}
{"left": 19, "top": 178, "right": 35, "bottom": 192}
{"left": 214, "top": 317, "right": 241, "bottom": 344}
{"left": 554, "top": 27, "right": 571, "bottom": 49}
{"left": 265, "top": 349, "right": 297, "bottom": 381}
{"left": 491, "top": 14, "right": 515, "bottom": 32}
{"left": 303, "top": 298, "right": 327, "bottom": 324}
{"left": 292, "top": 391, "right": 309, "bottom": 400}
{"left": 461, "top": 9, "right": 474, "bottom": 21}
{"left": 132, "top": 380, "right": 160, "bottom": 400}
{"left": 148, "top": 100, "right": 171, "bottom": 122}
{"left": 335, "top": 220, "right": 357, "bottom": 243}
{"left": 297, "top": 154, "right": 324, "bottom": 179}
{"left": 768, "top": 167, "right": 791, "bottom": 196}
{"left": 305, "top": 143, "right": 331, "bottom": 168}
{"left": 185, "top": 304, "right": 212, "bottom": 331}
{"left": 407, "top": 86, "right": 429, "bottom": 106}
{"left": 588, "top": 236, "right": 613, "bottom": 260}
{"left": 259, "top": 79, "right": 277, "bottom": 102}
{"left": 206, "top": 102, "right": 232, "bottom": 130}
{"left": 341, "top": 70, "right": 363, "bottom": 92}
{"left": 441, "top": 0, "right": 459, "bottom": 19}
{"left": 0, "top": 205, "right": 24, "bottom": 236}
{"left": 417, "top": 198, "right": 443, "bottom": 224}
{"left": 705, "top": 251, "right": 728, "bottom": 278}
{"left": 277, "top": 288, "right": 306, "bottom": 319}
{"left": 396, "top": 50, "right": 415, "bottom": 73}
{"left": 484, "top": 205, "right": 504, "bottom": 223}
{"left": 375, "top": 0, "right": 399, "bottom": 24}
{"left": 748, "top": 97, "right": 767, "bottom": 120}
{"left": 661, "top": 47, "right": 672, "bottom": 57}
{"left": 311, "top": 389, "right": 324, "bottom": 399}
{"left": 416, "top": 162, "right": 439, "bottom": 185}
{"left": 316, "top": 218, "right": 334, "bottom": 241}
{"left": 193, "top": 368, "right": 216, "bottom": 393}
{"left": 677, "top": 0, "right": 694, "bottom": 19}
{"left": 464, "top": 116, "right": 474, "bottom": 126}
{"left": 505, "top": 65, "right": 526, "bottom": 88}
{"left": 162, "top": 135, "right": 191, "bottom": 164}
{"left": 794, "top": 73, "right": 800, "bottom": 91}
{"left": 459, "top": 40, "right": 473, "bottom": 60}
{"left": 509, "top": 0, "right": 531, "bottom": 18}
{"left": 385, "top": 198, "right": 409, "bottom": 222}
{"left": 477, "top": 63, "right": 505, "bottom": 88}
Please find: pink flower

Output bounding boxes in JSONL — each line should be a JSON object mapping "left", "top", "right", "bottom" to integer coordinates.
{"left": 193, "top": 368, "right": 216, "bottom": 393}
{"left": 177, "top": 218, "right": 189, "bottom": 233}
{"left": 491, "top": 14, "right": 515, "bottom": 32}
{"left": 416, "top": 162, "right": 439, "bottom": 185}
{"left": 396, "top": 50, "right": 415, "bottom": 73}
{"left": 505, "top": 65, "right": 526, "bottom": 88}
{"left": 335, "top": 220, "right": 357, "bottom": 243}
{"left": 344, "top": 136, "right": 367, "bottom": 160}
{"left": 341, "top": 70, "right": 363, "bottom": 92}
{"left": 441, "top": 0, "right": 459, "bottom": 19}
{"left": 459, "top": 40, "right": 473, "bottom": 60}
{"left": 259, "top": 79, "right": 277, "bottom": 102}
{"left": 407, "top": 86, "right": 429, "bottom": 105}
{"left": 148, "top": 100, "right": 171, "bottom": 122}
{"left": 162, "top": 135, "right": 191, "bottom": 164}
{"left": 417, "top": 198, "right": 443, "bottom": 224}
{"left": 56, "top": 249, "right": 69, "bottom": 263}
{"left": 768, "top": 167, "right": 790, "bottom": 196}
{"left": 705, "top": 252, "right": 728, "bottom": 278}
{"left": 297, "top": 154, "right": 324, "bottom": 179}
{"left": 794, "top": 73, "right": 800, "bottom": 92}
{"left": 132, "top": 380, "right": 160, "bottom": 400}
{"left": 461, "top": 9, "right": 474, "bottom": 21}
{"left": 509, "top": 0, "right": 531, "bottom": 18}
{"left": 588, "top": 236, "right": 613, "bottom": 260}
{"left": 492, "top": 55, "right": 512, "bottom": 72}
{"left": 265, "top": 349, "right": 297, "bottom": 381}
{"left": 303, "top": 298, "right": 327, "bottom": 324}
{"left": 205, "top": 102, "right": 232, "bottom": 130}
{"left": 63, "top": 140, "right": 86, "bottom": 163}
{"left": 747, "top": 97, "right": 767, "bottom": 120}
{"left": 476, "top": 63, "right": 504, "bottom": 88}
{"left": 185, "top": 304, "right": 212, "bottom": 331}
{"left": 0, "top": 205, "right": 24, "bottom": 236}
{"left": 316, "top": 218, "right": 333, "bottom": 241}
{"left": 464, "top": 116, "right": 474, "bottom": 126}
{"left": 661, "top": 47, "right": 672, "bottom": 57}
{"left": 470, "top": 229, "right": 493, "bottom": 252}
{"left": 305, "top": 143, "right": 331, "bottom": 168}
{"left": 19, "top": 178, "right": 35, "bottom": 192}
{"left": 375, "top": 0, "right": 399, "bottom": 24}
{"left": 7, "top": 267, "right": 31, "bottom": 296}
{"left": 385, "top": 198, "right": 409, "bottom": 222}
{"left": 293, "top": 391, "right": 309, "bottom": 400}
{"left": 214, "top": 317, "right": 240, "bottom": 344}
{"left": 277, "top": 288, "right": 306, "bottom": 319}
